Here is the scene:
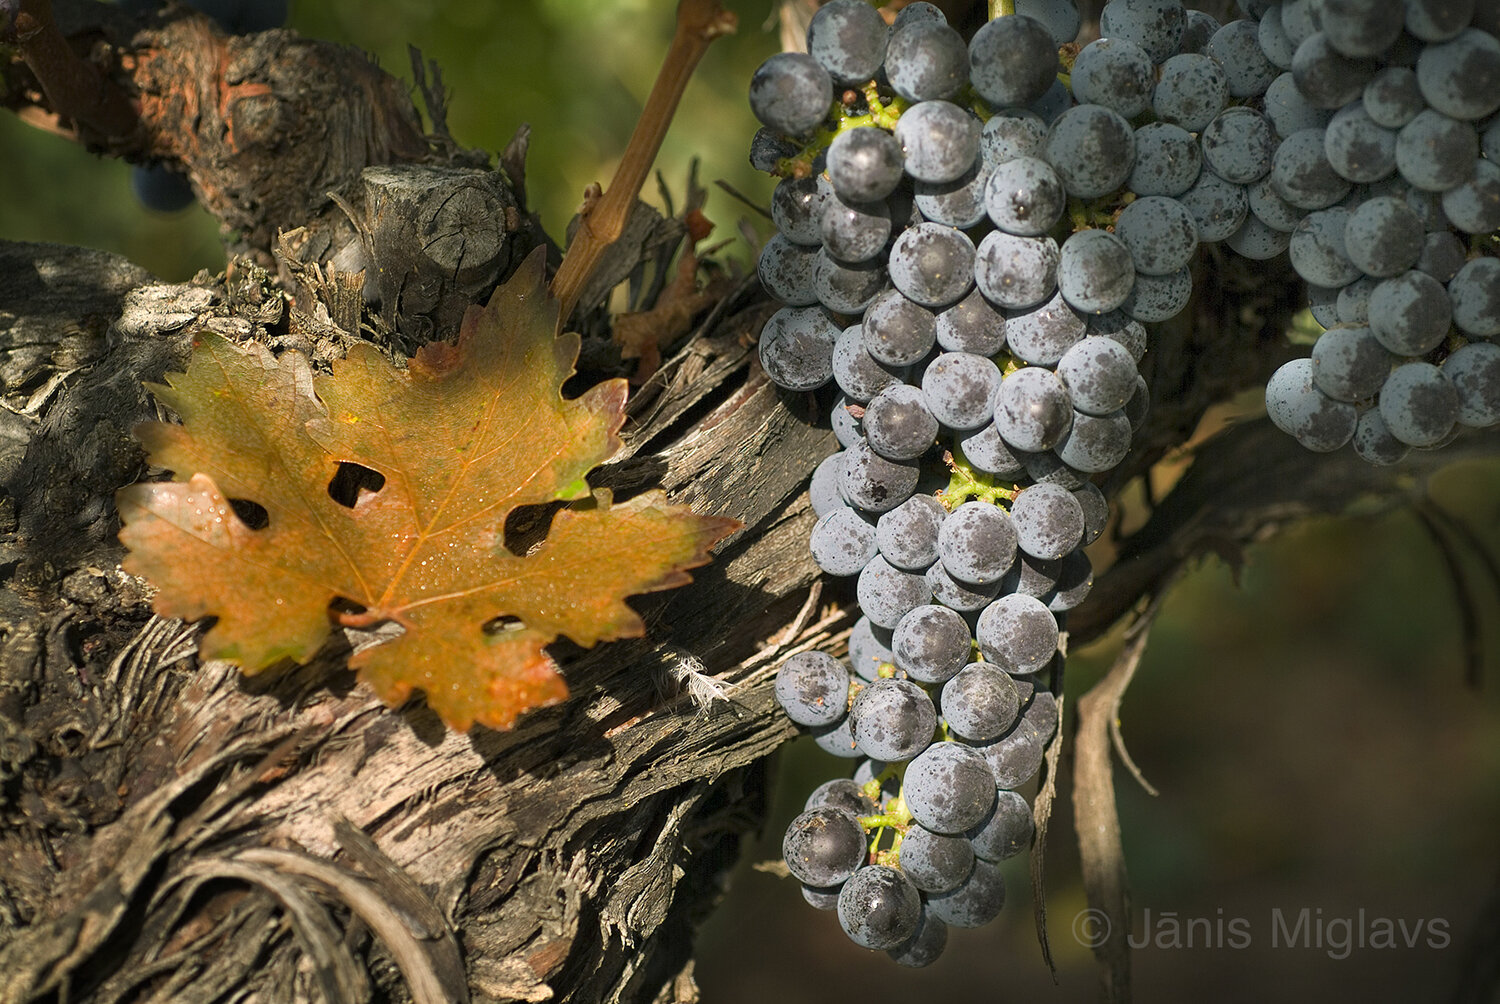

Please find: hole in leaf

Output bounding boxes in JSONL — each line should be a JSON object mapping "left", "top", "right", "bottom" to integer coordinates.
{"left": 330, "top": 597, "right": 368, "bottom": 617}
{"left": 228, "top": 498, "right": 269, "bottom": 529}
{"left": 327, "top": 462, "right": 385, "bottom": 508}
{"left": 483, "top": 615, "right": 525, "bottom": 635}
{"left": 329, "top": 597, "right": 397, "bottom": 637}
{"left": 503, "top": 502, "right": 562, "bottom": 556}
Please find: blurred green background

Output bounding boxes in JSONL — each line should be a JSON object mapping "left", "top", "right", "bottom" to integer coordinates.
{"left": 3, "top": 2, "right": 1498, "bottom": 1000}
{"left": 0, "top": 0, "right": 776, "bottom": 280}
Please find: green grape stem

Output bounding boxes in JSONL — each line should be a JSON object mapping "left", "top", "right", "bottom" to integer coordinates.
{"left": 940, "top": 443, "right": 1019, "bottom": 509}
{"left": 858, "top": 799, "right": 912, "bottom": 833}
{"left": 1066, "top": 195, "right": 1129, "bottom": 233}
{"left": 859, "top": 81, "right": 907, "bottom": 130}
{"left": 773, "top": 80, "right": 911, "bottom": 178}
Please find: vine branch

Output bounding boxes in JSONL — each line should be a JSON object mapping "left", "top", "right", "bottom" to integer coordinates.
{"left": 2, "top": 0, "right": 138, "bottom": 143}
{"left": 550, "top": 0, "right": 737, "bottom": 323}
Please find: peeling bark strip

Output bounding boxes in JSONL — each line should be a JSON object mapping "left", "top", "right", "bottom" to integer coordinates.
{"left": 1072, "top": 618, "right": 1157, "bottom": 1004}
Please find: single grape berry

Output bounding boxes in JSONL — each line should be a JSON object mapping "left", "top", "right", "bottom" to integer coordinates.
{"left": 775, "top": 651, "right": 850, "bottom": 727}
{"left": 749, "top": 52, "right": 833, "bottom": 137}
{"left": 849, "top": 677, "right": 938, "bottom": 761}
{"left": 838, "top": 865, "right": 923, "bottom": 950}
{"left": 783, "top": 806, "right": 867, "bottom": 887}
{"left": 903, "top": 741, "right": 997, "bottom": 834}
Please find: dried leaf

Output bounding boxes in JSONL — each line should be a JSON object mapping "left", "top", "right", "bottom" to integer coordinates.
{"left": 612, "top": 245, "right": 730, "bottom": 383}
{"left": 117, "top": 250, "right": 741, "bottom": 731}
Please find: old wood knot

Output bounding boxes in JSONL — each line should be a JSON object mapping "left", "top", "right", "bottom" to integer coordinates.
{"left": 421, "top": 184, "right": 504, "bottom": 284}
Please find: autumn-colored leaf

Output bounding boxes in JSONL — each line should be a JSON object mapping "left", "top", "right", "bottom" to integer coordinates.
{"left": 117, "top": 249, "right": 741, "bottom": 731}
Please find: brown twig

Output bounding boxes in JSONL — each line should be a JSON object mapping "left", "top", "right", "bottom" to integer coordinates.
{"left": 1073, "top": 420, "right": 1500, "bottom": 647}
{"left": 1072, "top": 608, "right": 1161, "bottom": 1004}
{"left": 1417, "top": 499, "right": 1500, "bottom": 689}
{"left": 1029, "top": 689, "right": 1066, "bottom": 981}
{"left": 1413, "top": 502, "right": 1489, "bottom": 690}
{"left": 548, "top": 0, "right": 737, "bottom": 324}
{"left": 7, "top": 0, "right": 138, "bottom": 144}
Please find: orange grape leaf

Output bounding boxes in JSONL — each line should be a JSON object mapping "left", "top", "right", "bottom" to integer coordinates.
{"left": 116, "top": 249, "right": 741, "bottom": 731}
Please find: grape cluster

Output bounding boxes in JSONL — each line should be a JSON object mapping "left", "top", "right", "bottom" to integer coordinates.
{"left": 751, "top": 0, "right": 1497, "bottom": 966}
{"left": 776, "top": 647, "right": 1057, "bottom": 963}
{"left": 751, "top": 0, "right": 1166, "bottom": 965}
{"left": 1254, "top": 1, "right": 1500, "bottom": 461}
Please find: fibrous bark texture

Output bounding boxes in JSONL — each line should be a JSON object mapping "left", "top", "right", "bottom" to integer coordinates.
{"left": 0, "top": 237, "right": 843, "bottom": 1004}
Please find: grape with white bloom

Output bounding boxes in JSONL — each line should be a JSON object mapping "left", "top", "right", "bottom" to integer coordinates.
{"left": 1442, "top": 343, "right": 1500, "bottom": 428}
{"left": 1265, "top": 358, "right": 1357, "bottom": 452}
{"left": 1043, "top": 104, "right": 1137, "bottom": 199}
{"left": 806, "top": 0, "right": 888, "bottom": 86}
{"left": 838, "top": 865, "right": 923, "bottom": 950}
{"left": 940, "top": 662, "right": 1021, "bottom": 742}
{"left": 994, "top": 365, "right": 1073, "bottom": 452}
{"left": 849, "top": 677, "right": 937, "bottom": 761}
{"left": 938, "top": 501, "right": 1019, "bottom": 585}
{"left": 1378, "top": 362, "right": 1459, "bottom": 447}
{"left": 759, "top": 307, "right": 839, "bottom": 391}
{"left": 968, "top": 14, "right": 1059, "bottom": 107}
{"left": 1114, "top": 196, "right": 1200, "bottom": 276}
{"left": 865, "top": 383, "right": 939, "bottom": 461}
{"left": 1006, "top": 290, "right": 1087, "bottom": 367}
{"left": 775, "top": 651, "right": 850, "bottom": 727}
{"left": 896, "top": 100, "right": 980, "bottom": 184}
{"left": 892, "top": 604, "right": 973, "bottom": 684}
{"left": 976, "top": 593, "right": 1060, "bottom": 674}
{"left": 1449, "top": 258, "right": 1500, "bottom": 337}
{"left": 1070, "top": 37, "right": 1156, "bottom": 119}
{"left": 1057, "top": 229, "right": 1135, "bottom": 314}
{"left": 903, "top": 741, "right": 997, "bottom": 834}
{"left": 898, "top": 825, "right": 974, "bottom": 894}
{"left": 925, "top": 860, "right": 1006, "bottom": 929}
{"left": 749, "top": 52, "right": 832, "bottom": 136}
{"left": 810, "top": 507, "right": 878, "bottom": 577}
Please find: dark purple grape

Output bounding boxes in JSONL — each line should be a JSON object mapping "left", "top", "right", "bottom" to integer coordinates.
{"left": 750, "top": 52, "right": 833, "bottom": 136}
{"left": 849, "top": 677, "right": 937, "bottom": 761}
{"left": 838, "top": 865, "right": 923, "bottom": 949}
{"left": 925, "top": 859, "right": 1006, "bottom": 928}
{"left": 775, "top": 650, "right": 851, "bottom": 727}
{"left": 783, "top": 806, "right": 867, "bottom": 886}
